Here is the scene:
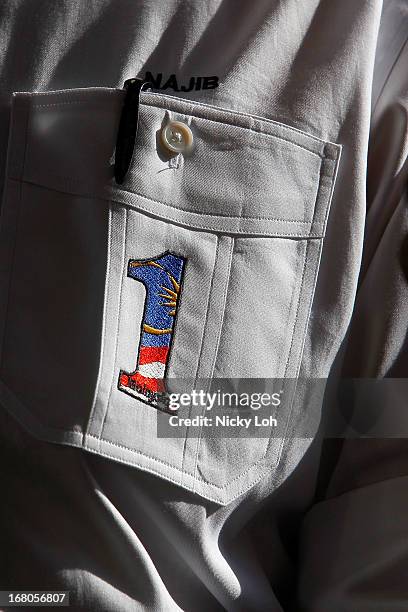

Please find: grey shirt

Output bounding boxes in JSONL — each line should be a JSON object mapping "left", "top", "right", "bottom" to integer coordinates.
{"left": 1, "top": 1, "right": 407, "bottom": 610}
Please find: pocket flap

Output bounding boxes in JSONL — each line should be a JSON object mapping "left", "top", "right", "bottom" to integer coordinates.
{"left": 15, "top": 89, "right": 340, "bottom": 237}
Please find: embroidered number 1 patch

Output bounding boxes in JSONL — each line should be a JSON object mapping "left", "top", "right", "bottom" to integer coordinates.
{"left": 118, "top": 252, "right": 186, "bottom": 409}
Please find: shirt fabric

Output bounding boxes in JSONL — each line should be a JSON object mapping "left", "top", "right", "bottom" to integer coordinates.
{"left": 0, "top": 1, "right": 407, "bottom": 610}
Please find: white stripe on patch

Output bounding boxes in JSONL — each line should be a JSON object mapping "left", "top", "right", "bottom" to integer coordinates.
{"left": 138, "top": 361, "right": 166, "bottom": 378}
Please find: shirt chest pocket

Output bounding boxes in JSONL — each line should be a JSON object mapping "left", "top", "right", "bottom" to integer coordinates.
{"left": 0, "top": 89, "right": 340, "bottom": 505}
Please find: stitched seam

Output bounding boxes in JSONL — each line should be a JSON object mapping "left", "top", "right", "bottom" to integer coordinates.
{"left": 193, "top": 236, "right": 222, "bottom": 376}
{"left": 99, "top": 207, "right": 128, "bottom": 438}
{"left": 86, "top": 431, "right": 273, "bottom": 496}
{"left": 180, "top": 235, "right": 221, "bottom": 480}
{"left": 82, "top": 440, "right": 226, "bottom": 504}
{"left": 283, "top": 241, "right": 310, "bottom": 379}
{"left": 309, "top": 155, "right": 323, "bottom": 227}
{"left": 322, "top": 154, "right": 341, "bottom": 229}
{"left": 277, "top": 158, "right": 330, "bottom": 463}
{"left": 32, "top": 100, "right": 109, "bottom": 109}
{"left": 114, "top": 186, "right": 321, "bottom": 223}
{"left": 0, "top": 390, "right": 268, "bottom": 497}
{"left": 196, "top": 391, "right": 284, "bottom": 488}
{"left": 13, "top": 177, "right": 326, "bottom": 236}
{"left": 282, "top": 155, "right": 323, "bottom": 379}
{"left": 207, "top": 238, "right": 234, "bottom": 381}
{"left": 86, "top": 432, "right": 202, "bottom": 472}
{"left": 17, "top": 175, "right": 320, "bottom": 224}
{"left": 85, "top": 204, "right": 113, "bottom": 435}
{"left": 192, "top": 236, "right": 234, "bottom": 489}
{"left": 196, "top": 453, "right": 273, "bottom": 489}
{"left": 25, "top": 88, "right": 117, "bottom": 99}
{"left": 265, "top": 240, "right": 310, "bottom": 476}
{"left": 273, "top": 240, "right": 311, "bottom": 468}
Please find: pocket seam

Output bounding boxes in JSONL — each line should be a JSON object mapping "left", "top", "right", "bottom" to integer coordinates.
{"left": 85, "top": 204, "right": 114, "bottom": 437}
{"left": 111, "top": 184, "right": 323, "bottom": 225}
{"left": 11, "top": 178, "right": 327, "bottom": 239}
{"left": 85, "top": 431, "right": 272, "bottom": 500}
{"left": 191, "top": 236, "right": 235, "bottom": 490}
{"left": 97, "top": 207, "right": 128, "bottom": 439}
{"left": 179, "top": 236, "right": 221, "bottom": 480}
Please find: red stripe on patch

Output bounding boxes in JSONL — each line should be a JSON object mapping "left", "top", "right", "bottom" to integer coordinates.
{"left": 139, "top": 346, "right": 169, "bottom": 365}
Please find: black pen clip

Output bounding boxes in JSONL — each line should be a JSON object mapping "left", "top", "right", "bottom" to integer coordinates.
{"left": 114, "top": 78, "right": 152, "bottom": 184}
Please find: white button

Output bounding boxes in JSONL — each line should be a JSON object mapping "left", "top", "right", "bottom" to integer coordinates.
{"left": 161, "top": 120, "right": 193, "bottom": 154}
